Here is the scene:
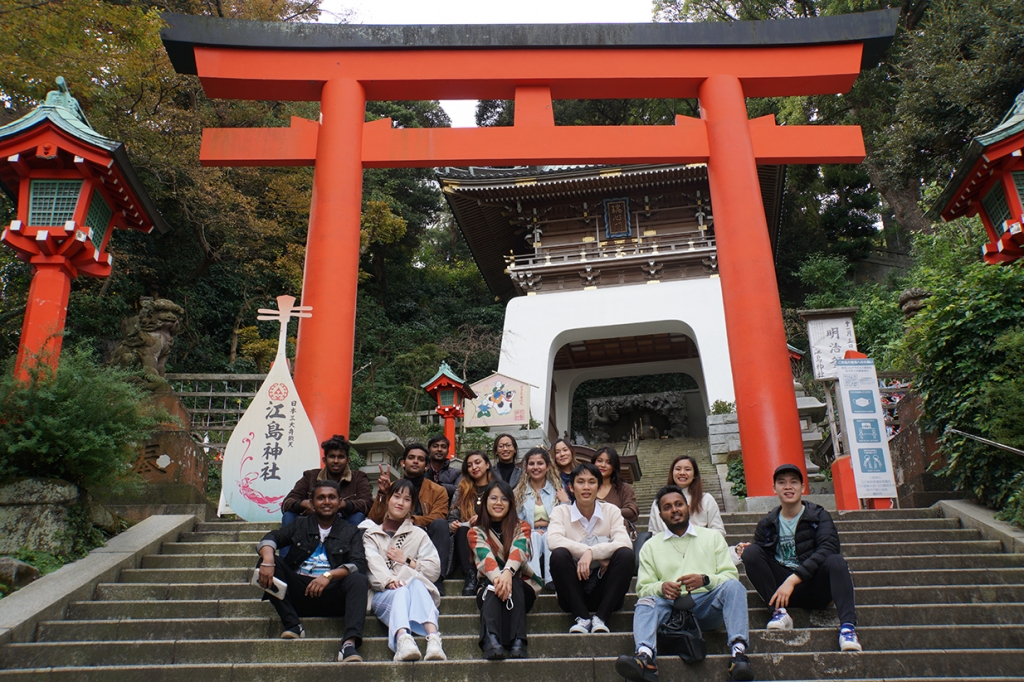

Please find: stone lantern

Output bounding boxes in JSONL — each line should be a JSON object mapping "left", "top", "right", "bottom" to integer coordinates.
{"left": 421, "top": 361, "right": 476, "bottom": 455}
{"left": 350, "top": 415, "right": 406, "bottom": 487}
{"left": 928, "top": 90, "right": 1024, "bottom": 264}
{"left": 0, "top": 77, "right": 168, "bottom": 378}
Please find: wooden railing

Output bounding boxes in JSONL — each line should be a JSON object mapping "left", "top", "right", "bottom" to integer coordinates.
{"left": 165, "top": 373, "right": 267, "bottom": 452}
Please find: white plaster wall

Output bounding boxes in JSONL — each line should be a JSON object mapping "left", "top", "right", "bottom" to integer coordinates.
{"left": 497, "top": 278, "right": 734, "bottom": 436}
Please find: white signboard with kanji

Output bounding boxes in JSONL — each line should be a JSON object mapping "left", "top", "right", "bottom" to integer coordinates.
{"left": 835, "top": 358, "right": 897, "bottom": 500}
{"left": 463, "top": 373, "right": 533, "bottom": 428}
{"left": 219, "top": 296, "right": 320, "bottom": 520}
{"left": 808, "top": 316, "right": 858, "bottom": 380}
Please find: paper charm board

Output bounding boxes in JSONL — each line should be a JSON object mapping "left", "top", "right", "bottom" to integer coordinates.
{"left": 219, "top": 296, "right": 320, "bottom": 520}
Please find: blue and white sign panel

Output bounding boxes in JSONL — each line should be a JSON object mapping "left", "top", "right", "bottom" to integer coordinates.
{"left": 835, "top": 358, "right": 897, "bottom": 499}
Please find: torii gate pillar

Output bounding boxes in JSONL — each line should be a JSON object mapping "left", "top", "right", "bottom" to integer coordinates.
{"left": 293, "top": 78, "right": 366, "bottom": 437}
{"left": 700, "top": 74, "right": 804, "bottom": 495}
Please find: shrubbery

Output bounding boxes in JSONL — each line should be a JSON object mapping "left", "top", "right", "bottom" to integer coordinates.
{"left": 0, "top": 348, "right": 163, "bottom": 491}
{"left": 792, "top": 220, "right": 1024, "bottom": 526}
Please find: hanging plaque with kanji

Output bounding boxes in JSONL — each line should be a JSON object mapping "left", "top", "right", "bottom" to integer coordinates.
{"left": 219, "top": 295, "right": 320, "bottom": 520}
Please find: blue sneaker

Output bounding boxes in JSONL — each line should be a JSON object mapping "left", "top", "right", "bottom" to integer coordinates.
{"left": 766, "top": 609, "right": 793, "bottom": 630}
{"left": 839, "top": 626, "right": 862, "bottom": 652}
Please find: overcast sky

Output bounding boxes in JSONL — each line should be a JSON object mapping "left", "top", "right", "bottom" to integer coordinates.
{"left": 318, "top": 0, "right": 656, "bottom": 126}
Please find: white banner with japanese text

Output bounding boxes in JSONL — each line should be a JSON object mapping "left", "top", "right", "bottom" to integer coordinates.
{"left": 835, "top": 358, "right": 897, "bottom": 499}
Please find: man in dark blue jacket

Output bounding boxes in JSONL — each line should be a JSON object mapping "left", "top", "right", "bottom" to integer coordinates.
{"left": 257, "top": 479, "right": 369, "bottom": 662}
{"left": 739, "top": 464, "right": 861, "bottom": 652}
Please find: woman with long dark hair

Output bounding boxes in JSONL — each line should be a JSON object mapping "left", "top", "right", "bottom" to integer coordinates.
{"left": 492, "top": 433, "right": 522, "bottom": 487}
{"left": 550, "top": 438, "right": 576, "bottom": 504}
{"left": 646, "top": 454, "right": 724, "bottom": 535}
{"left": 448, "top": 450, "right": 495, "bottom": 595}
{"left": 591, "top": 446, "right": 639, "bottom": 523}
{"left": 512, "top": 447, "right": 563, "bottom": 588}
{"left": 362, "top": 479, "right": 446, "bottom": 662}
{"left": 468, "top": 479, "right": 542, "bottom": 660}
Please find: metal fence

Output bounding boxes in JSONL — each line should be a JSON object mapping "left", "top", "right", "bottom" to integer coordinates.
{"left": 165, "top": 373, "right": 267, "bottom": 453}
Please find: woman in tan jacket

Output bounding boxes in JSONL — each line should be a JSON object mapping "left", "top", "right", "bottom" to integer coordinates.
{"left": 362, "top": 479, "right": 446, "bottom": 662}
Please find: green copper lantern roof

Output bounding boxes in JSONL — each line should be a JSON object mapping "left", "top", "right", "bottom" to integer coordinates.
{"left": 421, "top": 361, "right": 466, "bottom": 389}
{"left": 927, "top": 90, "right": 1024, "bottom": 222}
{"left": 0, "top": 77, "right": 170, "bottom": 234}
{"left": 0, "top": 77, "right": 118, "bottom": 152}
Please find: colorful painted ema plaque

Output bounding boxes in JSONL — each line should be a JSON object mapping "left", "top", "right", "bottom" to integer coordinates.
{"left": 219, "top": 296, "right": 320, "bottom": 520}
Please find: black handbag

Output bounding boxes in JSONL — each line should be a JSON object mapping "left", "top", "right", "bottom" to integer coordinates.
{"left": 656, "top": 594, "right": 707, "bottom": 663}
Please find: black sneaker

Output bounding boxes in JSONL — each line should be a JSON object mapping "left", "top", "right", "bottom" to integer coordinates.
{"left": 615, "top": 651, "right": 658, "bottom": 682}
{"left": 338, "top": 642, "right": 362, "bottom": 662}
{"left": 280, "top": 624, "right": 305, "bottom": 639}
{"left": 729, "top": 652, "right": 755, "bottom": 681}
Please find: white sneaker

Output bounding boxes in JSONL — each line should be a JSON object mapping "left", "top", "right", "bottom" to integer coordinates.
{"left": 424, "top": 632, "right": 447, "bottom": 661}
{"left": 766, "top": 608, "right": 794, "bottom": 630}
{"left": 569, "top": 617, "right": 592, "bottom": 634}
{"left": 394, "top": 633, "right": 422, "bottom": 661}
{"left": 839, "top": 627, "right": 862, "bottom": 652}
{"left": 591, "top": 615, "right": 610, "bottom": 633}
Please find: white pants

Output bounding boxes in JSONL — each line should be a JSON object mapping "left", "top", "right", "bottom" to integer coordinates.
{"left": 372, "top": 579, "right": 439, "bottom": 651}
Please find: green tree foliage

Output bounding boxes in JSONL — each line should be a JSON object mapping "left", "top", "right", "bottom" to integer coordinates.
{"left": 0, "top": 348, "right": 164, "bottom": 489}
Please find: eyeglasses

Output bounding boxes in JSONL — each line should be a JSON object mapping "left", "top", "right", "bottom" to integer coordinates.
{"left": 487, "top": 495, "right": 510, "bottom": 504}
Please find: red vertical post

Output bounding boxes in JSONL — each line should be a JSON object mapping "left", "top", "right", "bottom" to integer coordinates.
{"left": 293, "top": 78, "right": 366, "bottom": 440}
{"left": 15, "top": 262, "right": 72, "bottom": 380}
{"left": 443, "top": 416, "right": 457, "bottom": 456}
{"left": 699, "top": 74, "right": 806, "bottom": 498}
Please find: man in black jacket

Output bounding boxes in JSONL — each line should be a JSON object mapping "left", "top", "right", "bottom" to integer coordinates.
{"left": 257, "top": 480, "right": 369, "bottom": 662}
{"left": 424, "top": 435, "right": 461, "bottom": 503}
{"left": 739, "top": 464, "right": 861, "bottom": 653}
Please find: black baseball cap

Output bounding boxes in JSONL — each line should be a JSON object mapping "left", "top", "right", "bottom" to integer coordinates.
{"left": 773, "top": 463, "right": 804, "bottom": 483}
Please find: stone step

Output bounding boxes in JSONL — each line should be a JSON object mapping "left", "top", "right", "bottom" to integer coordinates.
{"left": 2, "top": 650, "right": 1023, "bottom": 681}
{"left": 91, "top": 566, "right": 1024, "bottom": 603}
{"left": 35, "top": 603, "right": 1024, "bottom": 642}
{"left": 722, "top": 518, "right": 962, "bottom": 533}
{"left": 115, "top": 552, "right": 1024, "bottom": 586}
{"left": 172, "top": 520, "right": 967, "bottom": 553}
{"left": 191, "top": 508, "right": 941, "bottom": 534}
{"left": 140, "top": 540, "right": 1002, "bottom": 571}
{"left": 723, "top": 529, "right": 982, "bottom": 544}
{"left": 5, "top": 625, "right": 1024, "bottom": 669}
{"left": 67, "top": 583, "right": 1024, "bottom": 623}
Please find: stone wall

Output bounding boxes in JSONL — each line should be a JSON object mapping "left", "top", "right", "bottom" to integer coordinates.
{"left": 0, "top": 478, "right": 115, "bottom": 556}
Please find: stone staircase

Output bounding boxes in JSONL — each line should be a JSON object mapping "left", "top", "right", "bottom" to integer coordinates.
{"left": 1, "top": 507, "right": 1023, "bottom": 680}
{"left": 630, "top": 436, "right": 720, "bottom": 512}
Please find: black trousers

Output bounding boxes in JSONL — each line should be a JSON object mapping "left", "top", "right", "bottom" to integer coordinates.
{"left": 425, "top": 518, "right": 452, "bottom": 578}
{"left": 452, "top": 525, "right": 474, "bottom": 577}
{"left": 476, "top": 577, "right": 537, "bottom": 648}
{"left": 268, "top": 556, "right": 368, "bottom": 646}
{"left": 741, "top": 544, "right": 857, "bottom": 625}
{"left": 549, "top": 546, "right": 633, "bottom": 623}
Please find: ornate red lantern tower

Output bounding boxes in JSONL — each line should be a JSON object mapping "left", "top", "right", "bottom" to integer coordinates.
{"left": 929, "top": 91, "right": 1024, "bottom": 264}
{"left": 421, "top": 362, "right": 477, "bottom": 456}
{"left": 0, "top": 77, "right": 168, "bottom": 378}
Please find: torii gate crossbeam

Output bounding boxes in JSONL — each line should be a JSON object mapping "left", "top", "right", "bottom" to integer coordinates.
{"left": 161, "top": 10, "right": 899, "bottom": 498}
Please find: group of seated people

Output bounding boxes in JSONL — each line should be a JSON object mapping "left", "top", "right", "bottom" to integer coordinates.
{"left": 256, "top": 433, "right": 861, "bottom": 680}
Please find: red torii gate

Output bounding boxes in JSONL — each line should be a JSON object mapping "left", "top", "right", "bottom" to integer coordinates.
{"left": 161, "top": 10, "right": 898, "bottom": 498}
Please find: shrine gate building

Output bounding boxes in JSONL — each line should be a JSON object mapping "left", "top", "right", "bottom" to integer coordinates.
{"left": 440, "top": 163, "right": 786, "bottom": 442}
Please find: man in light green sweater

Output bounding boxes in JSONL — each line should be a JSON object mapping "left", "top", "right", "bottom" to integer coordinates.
{"left": 616, "top": 485, "right": 754, "bottom": 682}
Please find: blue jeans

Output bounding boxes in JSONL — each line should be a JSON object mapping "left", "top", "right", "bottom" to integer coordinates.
{"left": 633, "top": 579, "right": 749, "bottom": 659}
{"left": 528, "top": 528, "right": 553, "bottom": 583}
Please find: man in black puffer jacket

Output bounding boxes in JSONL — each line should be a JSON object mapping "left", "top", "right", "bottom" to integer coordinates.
{"left": 739, "top": 464, "right": 862, "bottom": 653}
